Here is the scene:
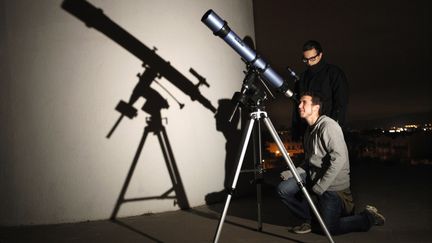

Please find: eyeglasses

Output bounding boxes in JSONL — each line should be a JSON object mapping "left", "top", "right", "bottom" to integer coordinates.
{"left": 302, "top": 53, "right": 320, "bottom": 63}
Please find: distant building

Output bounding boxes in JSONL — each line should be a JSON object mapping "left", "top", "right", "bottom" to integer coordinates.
{"left": 263, "top": 130, "right": 304, "bottom": 169}
{"left": 262, "top": 123, "right": 432, "bottom": 168}
{"left": 359, "top": 134, "right": 410, "bottom": 161}
{"left": 350, "top": 123, "right": 432, "bottom": 165}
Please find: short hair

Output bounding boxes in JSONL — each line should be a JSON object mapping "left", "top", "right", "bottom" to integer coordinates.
{"left": 300, "top": 91, "right": 323, "bottom": 115}
{"left": 302, "top": 40, "right": 323, "bottom": 54}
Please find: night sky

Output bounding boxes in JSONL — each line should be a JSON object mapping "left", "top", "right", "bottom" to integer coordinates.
{"left": 251, "top": 0, "right": 431, "bottom": 129}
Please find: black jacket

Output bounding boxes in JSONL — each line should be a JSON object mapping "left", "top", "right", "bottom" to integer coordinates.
{"left": 292, "top": 60, "right": 349, "bottom": 140}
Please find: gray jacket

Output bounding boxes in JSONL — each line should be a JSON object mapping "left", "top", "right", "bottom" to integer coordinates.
{"left": 304, "top": 115, "right": 350, "bottom": 195}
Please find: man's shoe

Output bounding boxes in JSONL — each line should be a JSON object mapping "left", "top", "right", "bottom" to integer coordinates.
{"left": 292, "top": 223, "right": 312, "bottom": 234}
{"left": 365, "top": 205, "right": 385, "bottom": 226}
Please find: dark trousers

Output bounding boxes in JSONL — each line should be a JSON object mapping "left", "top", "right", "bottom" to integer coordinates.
{"left": 276, "top": 173, "right": 372, "bottom": 235}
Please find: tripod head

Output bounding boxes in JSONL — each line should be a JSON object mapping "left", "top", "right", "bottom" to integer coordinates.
{"left": 229, "top": 64, "right": 274, "bottom": 122}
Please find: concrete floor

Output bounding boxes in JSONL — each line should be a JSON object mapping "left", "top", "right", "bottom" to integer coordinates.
{"left": 1, "top": 162, "right": 431, "bottom": 243}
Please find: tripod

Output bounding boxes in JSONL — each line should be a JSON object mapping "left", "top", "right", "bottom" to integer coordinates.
{"left": 212, "top": 70, "right": 334, "bottom": 243}
{"left": 108, "top": 66, "right": 191, "bottom": 219}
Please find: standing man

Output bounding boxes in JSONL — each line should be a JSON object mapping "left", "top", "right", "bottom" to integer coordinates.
{"left": 278, "top": 92, "right": 385, "bottom": 235}
{"left": 292, "top": 40, "right": 348, "bottom": 141}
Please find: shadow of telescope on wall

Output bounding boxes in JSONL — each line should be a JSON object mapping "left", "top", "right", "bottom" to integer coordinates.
{"left": 61, "top": 0, "right": 216, "bottom": 221}
{"left": 61, "top": 0, "right": 215, "bottom": 114}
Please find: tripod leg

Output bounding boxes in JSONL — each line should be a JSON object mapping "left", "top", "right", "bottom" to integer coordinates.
{"left": 213, "top": 118, "right": 256, "bottom": 243}
{"left": 110, "top": 127, "right": 150, "bottom": 220}
{"left": 157, "top": 127, "right": 190, "bottom": 209}
{"left": 256, "top": 173, "right": 263, "bottom": 231}
{"left": 262, "top": 117, "right": 335, "bottom": 243}
{"left": 252, "top": 121, "right": 263, "bottom": 231}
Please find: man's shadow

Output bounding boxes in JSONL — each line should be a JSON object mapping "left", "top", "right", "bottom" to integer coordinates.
{"left": 205, "top": 99, "right": 256, "bottom": 205}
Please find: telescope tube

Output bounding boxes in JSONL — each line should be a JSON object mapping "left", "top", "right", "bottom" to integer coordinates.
{"left": 201, "top": 9, "right": 294, "bottom": 98}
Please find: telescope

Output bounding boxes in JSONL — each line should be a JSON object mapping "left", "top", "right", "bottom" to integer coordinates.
{"left": 201, "top": 9, "right": 295, "bottom": 99}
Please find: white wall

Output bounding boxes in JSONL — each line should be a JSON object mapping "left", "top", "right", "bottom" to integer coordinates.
{"left": 0, "top": 0, "right": 254, "bottom": 225}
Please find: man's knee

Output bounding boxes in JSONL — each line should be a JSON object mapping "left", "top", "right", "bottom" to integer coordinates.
{"left": 276, "top": 183, "right": 285, "bottom": 197}
{"left": 276, "top": 180, "right": 297, "bottom": 198}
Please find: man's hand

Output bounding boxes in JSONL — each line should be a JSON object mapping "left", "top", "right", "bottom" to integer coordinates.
{"left": 312, "top": 184, "right": 324, "bottom": 196}
{"left": 280, "top": 167, "right": 306, "bottom": 181}
{"left": 280, "top": 170, "right": 293, "bottom": 180}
